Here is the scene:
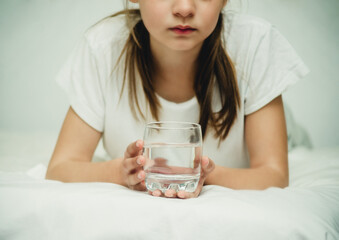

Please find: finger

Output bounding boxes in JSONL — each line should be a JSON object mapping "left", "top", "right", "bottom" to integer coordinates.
{"left": 177, "top": 191, "right": 188, "bottom": 199}
{"left": 153, "top": 157, "right": 168, "bottom": 167}
{"left": 177, "top": 190, "right": 196, "bottom": 199}
{"left": 127, "top": 170, "right": 145, "bottom": 187}
{"left": 132, "top": 180, "right": 146, "bottom": 191}
{"left": 122, "top": 156, "right": 145, "bottom": 173}
{"left": 177, "top": 158, "right": 214, "bottom": 199}
{"left": 178, "top": 183, "right": 202, "bottom": 199}
{"left": 201, "top": 156, "right": 215, "bottom": 177}
{"left": 193, "top": 148, "right": 202, "bottom": 169}
{"left": 124, "top": 140, "right": 144, "bottom": 159}
{"left": 152, "top": 189, "right": 162, "bottom": 197}
{"left": 164, "top": 189, "right": 177, "bottom": 198}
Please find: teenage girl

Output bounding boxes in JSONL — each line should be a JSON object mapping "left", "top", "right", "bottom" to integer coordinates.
{"left": 46, "top": 0, "right": 309, "bottom": 198}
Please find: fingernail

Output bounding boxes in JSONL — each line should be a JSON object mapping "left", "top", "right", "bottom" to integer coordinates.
{"left": 136, "top": 140, "right": 141, "bottom": 148}
{"left": 203, "top": 157, "right": 209, "bottom": 166}
{"left": 178, "top": 191, "right": 185, "bottom": 198}
{"left": 137, "top": 172, "right": 143, "bottom": 180}
{"left": 137, "top": 157, "right": 142, "bottom": 165}
{"left": 165, "top": 191, "right": 173, "bottom": 197}
{"left": 153, "top": 191, "right": 161, "bottom": 197}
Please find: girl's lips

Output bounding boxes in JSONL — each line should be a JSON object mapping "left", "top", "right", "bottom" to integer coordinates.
{"left": 170, "top": 27, "right": 196, "bottom": 35}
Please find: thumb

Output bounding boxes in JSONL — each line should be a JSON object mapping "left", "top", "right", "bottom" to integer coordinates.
{"left": 201, "top": 156, "right": 215, "bottom": 175}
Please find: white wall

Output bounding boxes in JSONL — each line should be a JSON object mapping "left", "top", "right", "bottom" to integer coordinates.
{"left": 0, "top": 0, "right": 123, "bottom": 133}
{"left": 244, "top": 0, "right": 339, "bottom": 148}
{"left": 0, "top": 0, "right": 338, "bottom": 148}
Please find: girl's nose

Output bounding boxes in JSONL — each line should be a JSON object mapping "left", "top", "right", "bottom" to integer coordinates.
{"left": 172, "top": 0, "right": 196, "bottom": 19}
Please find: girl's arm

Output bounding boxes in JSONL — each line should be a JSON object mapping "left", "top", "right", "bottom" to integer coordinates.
{"left": 46, "top": 107, "right": 122, "bottom": 184}
{"left": 46, "top": 107, "right": 146, "bottom": 189}
{"left": 205, "top": 95, "right": 289, "bottom": 189}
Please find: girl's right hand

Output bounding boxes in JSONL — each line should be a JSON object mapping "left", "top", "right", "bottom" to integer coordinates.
{"left": 120, "top": 140, "right": 146, "bottom": 191}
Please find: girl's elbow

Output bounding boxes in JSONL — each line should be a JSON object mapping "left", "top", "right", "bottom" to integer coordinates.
{"left": 276, "top": 169, "right": 289, "bottom": 188}
{"left": 45, "top": 161, "right": 63, "bottom": 181}
{"left": 45, "top": 165, "right": 56, "bottom": 180}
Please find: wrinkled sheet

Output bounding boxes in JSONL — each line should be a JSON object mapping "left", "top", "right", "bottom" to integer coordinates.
{"left": 0, "top": 147, "right": 339, "bottom": 240}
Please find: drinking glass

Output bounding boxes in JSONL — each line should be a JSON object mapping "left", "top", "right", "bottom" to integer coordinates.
{"left": 143, "top": 121, "right": 202, "bottom": 193}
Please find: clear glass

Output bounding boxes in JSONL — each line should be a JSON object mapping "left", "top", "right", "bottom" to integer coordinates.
{"left": 143, "top": 121, "right": 202, "bottom": 193}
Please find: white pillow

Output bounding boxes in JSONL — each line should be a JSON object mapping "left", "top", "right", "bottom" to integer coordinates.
{"left": 284, "top": 104, "right": 312, "bottom": 151}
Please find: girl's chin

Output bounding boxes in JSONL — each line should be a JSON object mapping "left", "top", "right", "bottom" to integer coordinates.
{"left": 166, "top": 42, "right": 203, "bottom": 52}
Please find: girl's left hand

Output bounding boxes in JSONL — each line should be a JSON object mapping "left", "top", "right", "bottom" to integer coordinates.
{"left": 149, "top": 156, "right": 215, "bottom": 199}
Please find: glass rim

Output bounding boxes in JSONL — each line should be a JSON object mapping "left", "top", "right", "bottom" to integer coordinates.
{"left": 145, "top": 121, "right": 201, "bottom": 130}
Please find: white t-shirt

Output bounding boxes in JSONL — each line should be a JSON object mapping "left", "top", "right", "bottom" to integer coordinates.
{"left": 56, "top": 11, "right": 309, "bottom": 168}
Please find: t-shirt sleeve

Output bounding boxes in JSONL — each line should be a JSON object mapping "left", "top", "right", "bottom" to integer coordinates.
{"left": 56, "top": 36, "right": 107, "bottom": 132}
{"left": 244, "top": 25, "right": 310, "bottom": 115}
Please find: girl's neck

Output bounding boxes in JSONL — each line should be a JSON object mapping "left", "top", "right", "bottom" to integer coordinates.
{"left": 150, "top": 37, "right": 202, "bottom": 103}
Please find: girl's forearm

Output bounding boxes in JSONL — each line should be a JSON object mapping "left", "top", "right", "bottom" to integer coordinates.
{"left": 205, "top": 165, "right": 289, "bottom": 190}
{"left": 45, "top": 158, "right": 125, "bottom": 186}
{"left": 46, "top": 159, "right": 288, "bottom": 190}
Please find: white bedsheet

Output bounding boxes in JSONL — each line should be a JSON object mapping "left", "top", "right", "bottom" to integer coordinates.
{"left": 1, "top": 141, "right": 339, "bottom": 239}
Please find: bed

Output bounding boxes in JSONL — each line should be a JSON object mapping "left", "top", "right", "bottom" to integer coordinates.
{"left": 0, "top": 130, "right": 338, "bottom": 240}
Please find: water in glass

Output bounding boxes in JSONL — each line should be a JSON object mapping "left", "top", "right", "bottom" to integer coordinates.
{"left": 143, "top": 143, "right": 201, "bottom": 193}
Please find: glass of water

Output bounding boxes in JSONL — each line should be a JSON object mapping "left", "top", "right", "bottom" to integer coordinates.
{"left": 143, "top": 121, "right": 202, "bottom": 193}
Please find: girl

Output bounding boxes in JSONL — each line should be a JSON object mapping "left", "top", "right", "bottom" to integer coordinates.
{"left": 46, "top": 0, "right": 309, "bottom": 198}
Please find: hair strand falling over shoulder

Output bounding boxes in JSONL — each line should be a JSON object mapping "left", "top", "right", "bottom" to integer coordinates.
{"left": 112, "top": 7, "right": 240, "bottom": 142}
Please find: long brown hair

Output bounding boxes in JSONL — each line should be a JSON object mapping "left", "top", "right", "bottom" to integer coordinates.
{"left": 112, "top": 6, "right": 240, "bottom": 141}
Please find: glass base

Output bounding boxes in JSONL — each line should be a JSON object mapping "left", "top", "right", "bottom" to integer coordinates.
{"left": 145, "top": 173, "right": 200, "bottom": 193}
